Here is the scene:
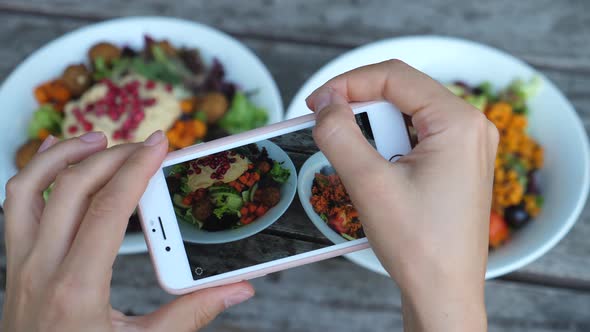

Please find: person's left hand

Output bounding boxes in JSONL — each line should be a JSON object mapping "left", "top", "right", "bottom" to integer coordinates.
{"left": 2, "top": 131, "right": 254, "bottom": 332}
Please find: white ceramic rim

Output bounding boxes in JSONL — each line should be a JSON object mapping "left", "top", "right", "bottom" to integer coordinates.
{"left": 0, "top": 16, "right": 284, "bottom": 254}
{"left": 177, "top": 140, "right": 297, "bottom": 244}
{"left": 285, "top": 35, "right": 590, "bottom": 279}
{"left": 297, "top": 151, "right": 348, "bottom": 245}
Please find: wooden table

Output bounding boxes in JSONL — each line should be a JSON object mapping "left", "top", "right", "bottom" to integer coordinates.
{"left": 1, "top": 1, "right": 589, "bottom": 331}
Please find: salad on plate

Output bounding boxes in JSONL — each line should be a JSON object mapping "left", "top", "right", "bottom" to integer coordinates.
{"left": 166, "top": 143, "right": 291, "bottom": 231}
{"left": 16, "top": 36, "right": 269, "bottom": 169}
{"left": 446, "top": 77, "right": 544, "bottom": 249}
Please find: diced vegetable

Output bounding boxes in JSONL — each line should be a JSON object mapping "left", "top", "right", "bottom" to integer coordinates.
{"left": 270, "top": 161, "right": 290, "bottom": 183}
{"left": 27, "top": 105, "right": 62, "bottom": 139}
{"left": 173, "top": 193, "right": 190, "bottom": 209}
{"left": 489, "top": 212, "right": 510, "bottom": 248}
{"left": 465, "top": 94, "right": 487, "bottom": 111}
{"left": 218, "top": 91, "right": 268, "bottom": 134}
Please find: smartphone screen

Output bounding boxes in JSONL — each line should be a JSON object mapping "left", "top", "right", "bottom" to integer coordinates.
{"left": 163, "top": 113, "right": 376, "bottom": 280}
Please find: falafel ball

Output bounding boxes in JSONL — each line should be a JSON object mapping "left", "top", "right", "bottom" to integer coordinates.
{"left": 16, "top": 139, "right": 42, "bottom": 169}
{"left": 255, "top": 187, "right": 281, "bottom": 207}
{"left": 62, "top": 64, "right": 92, "bottom": 97}
{"left": 88, "top": 42, "right": 121, "bottom": 64}
{"left": 199, "top": 92, "right": 228, "bottom": 124}
{"left": 192, "top": 198, "right": 213, "bottom": 221}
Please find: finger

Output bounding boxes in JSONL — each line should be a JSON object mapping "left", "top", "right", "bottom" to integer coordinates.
{"left": 305, "top": 60, "right": 474, "bottom": 141}
{"left": 311, "top": 87, "right": 389, "bottom": 191}
{"left": 62, "top": 131, "right": 168, "bottom": 284}
{"left": 137, "top": 282, "right": 254, "bottom": 332}
{"left": 3, "top": 132, "right": 106, "bottom": 265}
{"left": 306, "top": 59, "right": 450, "bottom": 116}
{"left": 31, "top": 143, "right": 145, "bottom": 275}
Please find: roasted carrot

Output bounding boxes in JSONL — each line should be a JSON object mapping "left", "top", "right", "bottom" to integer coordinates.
{"left": 37, "top": 128, "right": 51, "bottom": 140}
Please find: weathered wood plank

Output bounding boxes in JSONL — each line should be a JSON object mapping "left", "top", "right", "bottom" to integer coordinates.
{"left": 1, "top": 0, "right": 589, "bottom": 70}
{"left": 0, "top": 13, "right": 590, "bottom": 284}
{"left": 0, "top": 13, "right": 588, "bottom": 125}
{"left": 2, "top": 212, "right": 590, "bottom": 331}
{"left": 108, "top": 255, "right": 590, "bottom": 332}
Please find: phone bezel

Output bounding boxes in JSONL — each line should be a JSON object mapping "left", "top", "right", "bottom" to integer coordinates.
{"left": 138, "top": 101, "right": 412, "bottom": 294}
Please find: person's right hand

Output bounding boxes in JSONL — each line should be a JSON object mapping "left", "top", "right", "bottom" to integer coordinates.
{"left": 307, "top": 60, "right": 498, "bottom": 332}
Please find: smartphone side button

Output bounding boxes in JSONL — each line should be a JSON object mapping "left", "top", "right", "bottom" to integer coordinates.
{"left": 388, "top": 154, "right": 404, "bottom": 163}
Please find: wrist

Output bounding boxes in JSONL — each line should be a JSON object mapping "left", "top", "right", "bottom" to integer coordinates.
{"left": 396, "top": 260, "right": 487, "bottom": 332}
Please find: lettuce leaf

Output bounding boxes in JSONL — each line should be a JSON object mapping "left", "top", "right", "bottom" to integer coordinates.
{"left": 218, "top": 92, "right": 268, "bottom": 134}
{"left": 27, "top": 105, "right": 62, "bottom": 139}
{"left": 270, "top": 161, "right": 290, "bottom": 183}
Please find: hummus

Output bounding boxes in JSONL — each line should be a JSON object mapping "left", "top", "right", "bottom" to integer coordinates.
{"left": 62, "top": 74, "right": 181, "bottom": 147}
{"left": 187, "top": 153, "right": 250, "bottom": 190}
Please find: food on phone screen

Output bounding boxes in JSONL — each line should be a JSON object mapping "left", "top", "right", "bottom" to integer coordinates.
{"left": 310, "top": 173, "right": 364, "bottom": 241}
{"left": 18, "top": 35, "right": 269, "bottom": 167}
{"left": 446, "top": 77, "right": 544, "bottom": 249}
{"left": 166, "top": 144, "right": 291, "bottom": 231}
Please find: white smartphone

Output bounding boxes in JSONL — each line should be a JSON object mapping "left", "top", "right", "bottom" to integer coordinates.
{"left": 138, "top": 101, "right": 412, "bottom": 294}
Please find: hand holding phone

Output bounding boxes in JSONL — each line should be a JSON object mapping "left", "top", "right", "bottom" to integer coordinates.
{"left": 307, "top": 60, "right": 497, "bottom": 332}
{"left": 139, "top": 101, "right": 412, "bottom": 294}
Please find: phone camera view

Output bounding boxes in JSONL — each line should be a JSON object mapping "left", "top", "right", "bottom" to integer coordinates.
{"left": 164, "top": 113, "right": 374, "bottom": 280}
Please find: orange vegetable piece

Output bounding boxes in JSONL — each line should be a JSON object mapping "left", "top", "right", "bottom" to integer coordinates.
{"left": 34, "top": 85, "right": 50, "bottom": 104}
{"left": 489, "top": 212, "right": 510, "bottom": 248}
{"left": 192, "top": 120, "right": 207, "bottom": 139}
{"left": 180, "top": 99, "right": 194, "bottom": 114}
{"left": 248, "top": 203, "right": 257, "bottom": 214}
{"left": 240, "top": 207, "right": 248, "bottom": 216}
{"left": 255, "top": 205, "right": 267, "bottom": 217}
{"left": 37, "top": 128, "right": 51, "bottom": 140}
{"left": 48, "top": 80, "right": 72, "bottom": 103}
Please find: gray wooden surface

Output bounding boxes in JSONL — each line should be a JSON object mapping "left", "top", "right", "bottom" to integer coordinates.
{"left": 0, "top": 1, "right": 589, "bottom": 331}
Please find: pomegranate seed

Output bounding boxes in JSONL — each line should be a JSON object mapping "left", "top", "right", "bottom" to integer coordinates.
{"left": 210, "top": 173, "right": 216, "bottom": 179}
{"left": 187, "top": 169, "right": 194, "bottom": 175}
{"left": 68, "top": 125, "right": 78, "bottom": 134}
{"left": 133, "top": 112, "right": 145, "bottom": 122}
{"left": 195, "top": 167, "right": 201, "bottom": 174}
{"left": 165, "top": 84, "right": 173, "bottom": 92}
{"left": 83, "top": 123, "right": 93, "bottom": 131}
{"left": 143, "top": 98, "right": 157, "bottom": 107}
{"left": 145, "top": 80, "right": 156, "bottom": 90}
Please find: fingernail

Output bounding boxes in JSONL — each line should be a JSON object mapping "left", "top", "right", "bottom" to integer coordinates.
{"left": 313, "top": 87, "right": 333, "bottom": 113}
{"left": 79, "top": 131, "right": 105, "bottom": 143}
{"left": 144, "top": 130, "right": 165, "bottom": 146}
{"left": 224, "top": 290, "right": 254, "bottom": 308}
{"left": 311, "top": 87, "right": 348, "bottom": 113}
{"left": 37, "top": 135, "right": 57, "bottom": 153}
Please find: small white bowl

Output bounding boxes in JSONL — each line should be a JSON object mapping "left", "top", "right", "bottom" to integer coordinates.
{"left": 177, "top": 140, "right": 297, "bottom": 244}
{"left": 287, "top": 36, "right": 590, "bottom": 279}
{"left": 298, "top": 152, "right": 348, "bottom": 245}
{"left": 0, "top": 17, "right": 284, "bottom": 254}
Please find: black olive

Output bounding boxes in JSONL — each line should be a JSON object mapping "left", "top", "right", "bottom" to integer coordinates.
{"left": 504, "top": 204, "right": 531, "bottom": 229}
{"left": 527, "top": 169, "right": 542, "bottom": 194}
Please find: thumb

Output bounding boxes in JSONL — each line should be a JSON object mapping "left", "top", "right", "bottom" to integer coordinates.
{"left": 137, "top": 282, "right": 254, "bottom": 331}
{"left": 308, "top": 87, "right": 387, "bottom": 192}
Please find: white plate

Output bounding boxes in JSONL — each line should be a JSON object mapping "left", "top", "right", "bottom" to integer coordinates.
{"left": 0, "top": 17, "right": 284, "bottom": 254}
{"left": 177, "top": 140, "right": 297, "bottom": 244}
{"left": 286, "top": 36, "right": 590, "bottom": 278}
{"left": 297, "top": 151, "right": 348, "bottom": 245}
